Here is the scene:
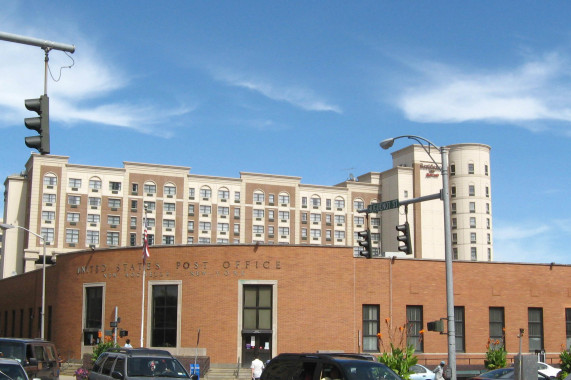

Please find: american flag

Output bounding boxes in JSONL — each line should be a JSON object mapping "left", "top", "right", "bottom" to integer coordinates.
{"left": 142, "top": 220, "right": 150, "bottom": 263}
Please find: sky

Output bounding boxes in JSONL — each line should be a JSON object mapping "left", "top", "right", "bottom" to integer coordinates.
{"left": 1, "top": 1, "right": 570, "bottom": 264}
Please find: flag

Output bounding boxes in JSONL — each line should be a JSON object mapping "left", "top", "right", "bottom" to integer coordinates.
{"left": 142, "top": 220, "right": 150, "bottom": 263}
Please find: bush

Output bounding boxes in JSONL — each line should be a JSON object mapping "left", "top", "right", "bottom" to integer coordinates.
{"left": 484, "top": 339, "right": 507, "bottom": 370}
{"left": 378, "top": 343, "right": 418, "bottom": 380}
{"left": 91, "top": 340, "right": 119, "bottom": 363}
{"left": 558, "top": 347, "right": 571, "bottom": 380}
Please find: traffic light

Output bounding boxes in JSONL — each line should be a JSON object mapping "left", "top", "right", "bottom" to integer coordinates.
{"left": 396, "top": 221, "right": 412, "bottom": 255}
{"left": 357, "top": 229, "right": 372, "bottom": 259}
{"left": 427, "top": 320, "right": 445, "bottom": 332}
{"left": 24, "top": 95, "right": 50, "bottom": 154}
{"left": 119, "top": 329, "right": 128, "bottom": 337}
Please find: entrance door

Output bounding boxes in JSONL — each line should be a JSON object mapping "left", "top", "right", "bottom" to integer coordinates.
{"left": 242, "top": 285, "right": 272, "bottom": 366}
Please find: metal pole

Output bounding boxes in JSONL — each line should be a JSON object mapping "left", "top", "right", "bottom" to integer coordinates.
{"left": 41, "top": 240, "right": 46, "bottom": 340}
{"left": 440, "top": 146, "right": 456, "bottom": 380}
{"left": 0, "top": 31, "right": 75, "bottom": 53}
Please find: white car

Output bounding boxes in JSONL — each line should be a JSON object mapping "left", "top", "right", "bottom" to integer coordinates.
{"left": 538, "top": 362, "right": 560, "bottom": 378}
{"left": 409, "top": 364, "right": 436, "bottom": 380}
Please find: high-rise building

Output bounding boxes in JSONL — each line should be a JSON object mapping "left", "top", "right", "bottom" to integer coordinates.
{"left": 0, "top": 143, "right": 491, "bottom": 278}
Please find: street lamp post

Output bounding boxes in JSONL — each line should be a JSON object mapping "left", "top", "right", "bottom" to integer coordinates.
{"left": 0, "top": 223, "right": 47, "bottom": 340}
{"left": 380, "top": 135, "right": 456, "bottom": 380}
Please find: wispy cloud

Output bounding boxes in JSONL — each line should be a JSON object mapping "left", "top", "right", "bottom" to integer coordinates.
{"left": 0, "top": 27, "right": 193, "bottom": 136}
{"left": 493, "top": 218, "right": 571, "bottom": 264}
{"left": 396, "top": 52, "right": 571, "bottom": 127}
{"left": 213, "top": 69, "right": 342, "bottom": 114}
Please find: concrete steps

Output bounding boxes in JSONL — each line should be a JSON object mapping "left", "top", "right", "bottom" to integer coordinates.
{"left": 203, "top": 366, "right": 252, "bottom": 380}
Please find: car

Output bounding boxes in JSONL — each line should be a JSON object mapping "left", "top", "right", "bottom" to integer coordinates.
{"left": 0, "top": 338, "right": 59, "bottom": 380}
{"left": 260, "top": 353, "right": 403, "bottom": 380}
{"left": 0, "top": 358, "right": 36, "bottom": 380}
{"left": 470, "top": 368, "right": 515, "bottom": 380}
{"left": 88, "top": 348, "right": 196, "bottom": 380}
{"left": 409, "top": 364, "right": 435, "bottom": 380}
{"left": 496, "top": 368, "right": 554, "bottom": 380}
{"left": 538, "top": 363, "right": 560, "bottom": 378}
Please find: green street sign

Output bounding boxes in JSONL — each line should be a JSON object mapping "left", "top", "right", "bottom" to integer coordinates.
{"left": 368, "top": 199, "right": 399, "bottom": 213}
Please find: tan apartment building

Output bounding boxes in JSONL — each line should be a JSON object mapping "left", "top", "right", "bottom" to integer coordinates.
{"left": 0, "top": 143, "right": 492, "bottom": 278}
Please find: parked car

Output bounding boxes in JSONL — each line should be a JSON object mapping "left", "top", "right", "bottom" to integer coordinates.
{"left": 496, "top": 369, "right": 554, "bottom": 380}
{"left": 538, "top": 363, "right": 560, "bottom": 378}
{"left": 88, "top": 348, "right": 195, "bottom": 380}
{"left": 0, "top": 358, "right": 36, "bottom": 380}
{"left": 409, "top": 364, "right": 435, "bottom": 380}
{"left": 260, "top": 353, "right": 403, "bottom": 380}
{"left": 470, "top": 368, "right": 515, "bottom": 380}
{"left": 0, "top": 338, "right": 59, "bottom": 380}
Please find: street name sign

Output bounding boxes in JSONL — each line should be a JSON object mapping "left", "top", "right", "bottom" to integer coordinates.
{"left": 367, "top": 199, "right": 399, "bottom": 213}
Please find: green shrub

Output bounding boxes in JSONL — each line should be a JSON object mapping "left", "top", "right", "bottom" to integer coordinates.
{"left": 378, "top": 343, "right": 418, "bottom": 380}
{"left": 484, "top": 339, "right": 507, "bottom": 370}
{"left": 91, "top": 340, "right": 119, "bottom": 363}
{"left": 558, "top": 347, "right": 571, "bottom": 380}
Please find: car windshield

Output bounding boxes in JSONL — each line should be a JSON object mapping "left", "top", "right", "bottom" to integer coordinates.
{"left": 0, "top": 344, "right": 25, "bottom": 362}
{"left": 127, "top": 357, "right": 189, "bottom": 378}
{"left": 0, "top": 363, "right": 27, "bottom": 380}
{"left": 340, "top": 361, "right": 403, "bottom": 380}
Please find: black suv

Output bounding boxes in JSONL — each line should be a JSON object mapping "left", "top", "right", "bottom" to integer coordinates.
{"left": 88, "top": 348, "right": 195, "bottom": 380}
{"left": 0, "top": 338, "right": 59, "bottom": 380}
{"left": 260, "top": 353, "right": 403, "bottom": 380}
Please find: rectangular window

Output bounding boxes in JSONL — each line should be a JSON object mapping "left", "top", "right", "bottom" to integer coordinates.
{"left": 218, "top": 223, "right": 229, "bottom": 232}
{"left": 335, "top": 230, "right": 345, "bottom": 239}
{"left": 109, "top": 182, "right": 121, "bottom": 191}
{"left": 89, "top": 180, "right": 102, "bottom": 190}
{"left": 200, "top": 205, "right": 211, "bottom": 214}
{"left": 199, "top": 222, "right": 211, "bottom": 231}
{"left": 200, "top": 188, "right": 212, "bottom": 198}
{"left": 130, "top": 217, "right": 137, "bottom": 228}
{"left": 302, "top": 197, "right": 307, "bottom": 206}
{"left": 335, "top": 199, "right": 345, "bottom": 208}
{"left": 151, "top": 284, "right": 178, "bottom": 347}
{"left": 187, "top": 221, "right": 194, "bottom": 231}
{"left": 450, "top": 164, "right": 456, "bottom": 176}
{"left": 451, "top": 203, "right": 457, "bottom": 214}
{"left": 162, "top": 235, "right": 175, "bottom": 245}
{"left": 69, "top": 178, "right": 82, "bottom": 188}
{"left": 218, "top": 189, "right": 229, "bottom": 199}
{"left": 89, "top": 197, "right": 101, "bottom": 207}
{"left": 41, "top": 228, "right": 54, "bottom": 243}
{"left": 485, "top": 165, "right": 489, "bottom": 176}
{"left": 254, "top": 193, "right": 264, "bottom": 203}
{"left": 131, "top": 183, "right": 138, "bottom": 193}
{"left": 470, "top": 233, "right": 477, "bottom": 244}
{"left": 278, "top": 227, "right": 289, "bottom": 236}
{"left": 334, "top": 215, "right": 345, "bottom": 224}
{"left": 147, "top": 218, "right": 156, "bottom": 227}
{"left": 469, "top": 185, "right": 475, "bottom": 196}
{"left": 470, "top": 202, "right": 476, "bottom": 213}
{"left": 130, "top": 233, "right": 137, "bottom": 246}
{"left": 68, "top": 195, "right": 81, "bottom": 205}
{"left": 163, "top": 219, "right": 175, "bottom": 228}
{"left": 310, "top": 229, "right": 321, "bottom": 238}
{"left": 146, "top": 201, "right": 156, "bottom": 211}
{"left": 279, "top": 194, "right": 289, "bottom": 204}
{"left": 164, "top": 186, "right": 176, "bottom": 196}
{"left": 471, "top": 247, "right": 477, "bottom": 261}
{"left": 310, "top": 213, "right": 321, "bottom": 222}
{"left": 108, "top": 215, "right": 120, "bottom": 225}
{"left": 144, "top": 184, "right": 157, "bottom": 194}
{"left": 66, "top": 229, "right": 79, "bottom": 243}
{"left": 451, "top": 186, "right": 456, "bottom": 198}
{"left": 43, "top": 194, "right": 56, "bottom": 203}
{"left": 528, "top": 308, "right": 544, "bottom": 352}
{"left": 42, "top": 211, "right": 55, "bottom": 221}
{"left": 218, "top": 206, "right": 230, "bottom": 215}
{"left": 84, "top": 286, "right": 103, "bottom": 345}
{"left": 566, "top": 309, "right": 571, "bottom": 349}
{"left": 455, "top": 306, "right": 465, "bottom": 352}
{"left": 311, "top": 197, "right": 321, "bottom": 207}
{"left": 253, "top": 209, "right": 264, "bottom": 218}
{"left": 87, "top": 214, "right": 100, "bottom": 223}
{"left": 470, "top": 217, "right": 477, "bottom": 228}
{"left": 468, "top": 163, "right": 475, "bottom": 174}
{"left": 234, "top": 191, "right": 240, "bottom": 201}
{"left": 108, "top": 199, "right": 121, "bottom": 208}
{"left": 86, "top": 231, "right": 99, "bottom": 245}
{"left": 164, "top": 203, "right": 175, "bottom": 212}
{"left": 44, "top": 176, "right": 57, "bottom": 186}
{"left": 362, "top": 305, "right": 379, "bottom": 352}
{"left": 278, "top": 211, "right": 289, "bottom": 220}
{"left": 407, "top": 306, "right": 424, "bottom": 352}
{"left": 243, "top": 285, "right": 272, "bottom": 331}
{"left": 107, "top": 232, "right": 119, "bottom": 246}
{"left": 253, "top": 225, "right": 264, "bottom": 234}
{"left": 354, "top": 216, "right": 364, "bottom": 226}
{"left": 490, "top": 307, "right": 505, "bottom": 349}
{"left": 188, "top": 188, "right": 195, "bottom": 198}
{"left": 234, "top": 224, "right": 240, "bottom": 234}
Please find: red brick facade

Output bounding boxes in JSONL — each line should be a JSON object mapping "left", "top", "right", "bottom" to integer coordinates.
{"left": 0, "top": 244, "right": 568, "bottom": 367}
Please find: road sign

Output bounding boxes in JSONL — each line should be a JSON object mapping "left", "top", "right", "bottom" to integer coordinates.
{"left": 367, "top": 199, "right": 399, "bottom": 213}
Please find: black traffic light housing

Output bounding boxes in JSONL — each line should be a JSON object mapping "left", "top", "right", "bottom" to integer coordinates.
{"left": 119, "top": 329, "right": 128, "bottom": 337}
{"left": 24, "top": 95, "right": 50, "bottom": 154}
{"left": 357, "top": 229, "right": 372, "bottom": 259}
{"left": 396, "top": 221, "right": 412, "bottom": 255}
{"left": 427, "top": 319, "right": 445, "bottom": 333}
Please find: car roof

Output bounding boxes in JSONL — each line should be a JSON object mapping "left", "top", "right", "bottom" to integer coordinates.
{"left": 272, "top": 353, "right": 376, "bottom": 362}
{"left": 0, "top": 358, "right": 24, "bottom": 365}
{"left": 105, "top": 348, "right": 174, "bottom": 358}
{"left": 0, "top": 338, "right": 53, "bottom": 344}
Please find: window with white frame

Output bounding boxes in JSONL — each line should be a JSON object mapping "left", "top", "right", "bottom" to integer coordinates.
{"left": 89, "top": 197, "right": 101, "bottom": 207}
{"left": 354, "top": 199, "right": 364, "bottom": 210}
{"left": 67, "top": 213, "right": 80, "bottom": 222}
{"left": 164, "top": 203, "right": 175, "bottom": 212}
{"left": 87, "top": 214, "right": 100, "bottom": 223}
{"left": 234, "top": 208, "right": 240, "bottom": 218}
{"left": 43, "top": 194, "right": 56, "bottom": 203}
{"left": 89, "top": 179, "right": 102, "bottom": 189}
{"left": 310, "top": 213, "right": 321, "bottom": 222}
{"left": 41, "top": 228, "right": 54, "bottom": 242}
{"left": 42, "top": 211, "right": 55, "bottom": 221}
{"left": 253, "top": 209, "right": 264, "bottom": 218}
{"left": 146, "top": 201, "right": 156, "bottom": 211}
{"left": 218, "top": 206, "right": 229, "bottom": 215}
{"left": 199, "top": 205, "right": 211, "bottom": 214}
{"left": 86, "top": 230, "right": 99, "bottom": 245}
{"left": 470, "top": 217, "right": 477, "bottom": 228}
{"left": 218, "top": 188, "right": 229, "bottom": 199}
{"left": 234, "top": 191, "right": 240, "bottom": 201}
{"left": 268, "top": 194, "right": 275, "bottom": 204}
{"left": 189, "top": 188, "right": 195, "bottom": 198}
{"left": 278, "top": 227, "right": 289, "bottom": 236}
{"left": 108, "top": 215, "right": 120, "bottom": 225}
{"left": 130, "top": 217, "right": 137, "bottom": 227}
{"left": 162, "top": 235, "right": 175, "bottom": 245}
{"left": 107, "top": 232, "right": 119, "bottom": 246}
{"left": 43, "top": 174, "right": 57, "bottom": 186}
{"left": 335, "top": 230, "right": 345, "bottom": 239}
{"left": 468, "top": 163, "right": 475, "bottom": 174}
{"left": 469, "top": 185, "right": 475, "bottom": 196}
{"left": 279, "top": 193, "right": 289, "bottom": 204}
{"left": 187, "top": 221, "right": 194, "bottom": 231}
{"left": 311, "top": 196, "right": 321, "bottom": 207}
{"left": 253, "top": 192, "right": 264, "bottom": 203}
{"left": 199, "top": 222, "right": 211, "bottom": 231}
{"left": 68, "top": 195, "right": 81, "bottom": 205}
{"left": 66, "top": 229, "right": 79, "bottom": 243}
{"left": 144, "top": 183, "right": 156, "bottom": 194}
{"left": 108, "top": 199, "right": 121, "bottom": 208}
{"left": 218, "top": 223, "right": 229, "bottom": 232}
{"left": 234, "top": 224, "right": 240, "bottom": 234}
{"left": 200, "top": 187, "right": 212, "bottom": 198}
{"left": 69, "top": 178, "right": 82, "bottom": 188}
{"left": 253, "top": 225, "right": 264, "bottom": 234}
{"left": 334, "top": 215, "right": 345, "bottom": 224}
{"left": 279, "top": 211, "right": 289, "bottom": 220}
{"left": 163, "top": 219, "right": 175, "bottom": 228}
{"left": 354, "top": 216, "right": 364, "bottom": 226}
{"left": 310, "top": 229, "right": 321, "bottom": 238}
{"left": 335, "top": 198, "right": 345, "bottom": 208}
{"left": 164, "top": 185, "right": 176, "bottom": 196}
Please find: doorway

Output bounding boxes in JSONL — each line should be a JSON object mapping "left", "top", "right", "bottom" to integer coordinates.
{"left": 241, "top": 285, "right": 273, "bottom": 366}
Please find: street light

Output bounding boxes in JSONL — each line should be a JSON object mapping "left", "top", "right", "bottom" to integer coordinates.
{"left": 0, "top": 223, "right": 47, "bottom": 340}
{"left": 380, "top": 135, "right": 457, "bottom": 380}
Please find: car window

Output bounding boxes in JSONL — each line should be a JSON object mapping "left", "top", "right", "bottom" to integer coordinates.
{"left": 321, "top": 364, "right": 345, "bottom": 380}
{"left": 44, "top": 346, "right": 56, "bottom": 362}
{"left": 341, "top": 362, "right": 401, "bottom": 380}
{"left": 261, "top": 359, "right": 298, "bottom": 380}
{"left": 92, "top": 354, "right": 107, "bottom": 373}
{"left": 410, "top": 365, "right": 426, "bottom": 374}
{"left": 33, "top": 347, "right": 45, "bottom": 361}
{"left": 101, "top": 356, "right": 117, "bottom": 376}
{"left": 0, "top": 363, "right": 27, "bottom": 380}
{"left": 0, "top": 343, "right": 25, "bottom": 362}
{"left": 127, "top": 357, "right": 189, "bottom": 378}
{"left": 114, "top": 358, "right": 125, "bottom": 376}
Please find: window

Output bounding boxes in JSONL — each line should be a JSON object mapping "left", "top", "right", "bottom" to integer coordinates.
{"left": 254, "top": 192, "right": 264, "bottom": 203}
{"left": 67, "top": 213, "right": 80, "bottom": 222}
{"left": 469, "top": 202, "right": 476, "bottom": 213}
{"left": 354, "top": 216, "right": 364, "bottom": 226}
{"left": 147, "top": 218, "right": 156, "bottom": 227}
{"left": 279, "top": 194, "right": 289, "bottom": 204}
{"left": 164, "top": 203, "right": 175, "bottom": 212}
{"left": 68, "top": 195, "right": 81, "bottom": 205}
{"left": 362, "top": 305, "right": 379, "bottom": 352}
{"left": 528, "top": 308, "right": 544, "bottom": 352}
{"left": 219, "top": 206, "right": 230, "bottom": 215}
{"left": 489, "top": 307, "right": 505, "bottom": 348}
{"left": 371, "top": 218, "right": 380, "bottom": 227}
{"left": 486, "top": 203, "right": 490, "bottom": 214}
{"left": 151, "top": 284, "right": 178, "bottom": 347}
{"left": 310, "top": 213, "right": 321, "bottom": 223}
{"left": 43, "top": 194, "right": 56, "bottom": 203}
{"left": 335, "top": 231, "right": 345, "bottom": 239}
{"left": 301, "top": 228, "right": 307, "bottom": 238}
{"left": 147, "top": 234, "right": 154, "bottom": 245}
{"left": 163, "top": 219, "right": 175, "bottom": 228}
{"left": 326, "top": 214, "right": 332, "bottom": 224}
{"left": 301, "top": 197, "right": 307, "bottom": 207}
{"left": 278, "top": 211, "right": 289, "bottom": 220}
{"left": 450, "top": 164, "right": 456, "bottom": 176}
{"left": 44, "top": 175, "right": 57, "bottom": 186}
{"left": 87, "top": 214, "right": 100, "bottom": 223}
{"left": 109, "top": 182, "right": 121, "bottom": 191}
{"left": 234, "top": 224, "right": 240, "bottom": 234}
{"left": 187, "top": 237, "right": 194, "bottom": 244}
{"left": 108, "top": 216, "right": 120, "bottom": 225}
{"left": 487, "top": 218, "right": 491, "bottom": 229}
{"left": 253, "top": 209, "right": 264, "bottom": 218}
{"left": 485, "top": 165, "right": 489, "bottom": 176}
{"left": 334, "top": 198, "right": 345, "bottom": 209}
{"left": 69, "top": 178, "right": 82, "bottom": 188}
{"left": 470, "top": 233, "right": 477, "bottom": 244}
{"left": 130, "top": 233, "right": 137, "bottom": 246}
{"left": 468, "top": 163, "right": 475, "bottom": 174}
{"left": 566, "top": 309, "right": 571, "bottom": 349}
{"left": 84, "top": 286, "right": 103, "bottom": 345}
{"left": 200, "top": 205, "right": 211, "bottom": 215}
{"left": 218, "top": 188, "right": 229, "bottom": 199}
{"left": 326, "top": 199, "right": 331, "bottom": 209}
{"left": 234, "top": 191, "right": 241, "bottom": 201}
{"left": 455, "top": 306, "right": 465, "bottom": 352}
{"left": 469, "top": 185, "right": 475, "bottom": 196}
{"left": 268, "top": 210, "right": 274, "bottom": 220}
{"left": 452, "top": 218, "right": 457, "bottom": 229}
{"left": 146, "top": 202, "right": 156, "bottom": 211}
{"left": 269, "top": 194, "right": 275, "bottom": 204}
{"left": 164, "top": 185, "right": 176, "bottom": 196}
{"left": 199, "top": 222, "right": 211, "bottom": 231}
{"left": 486, "top": 186, "right": 490, "bottom": 197}
{"left": 407, "top": 306, "right": 423, "bottom": 352}
{"left": 253, "top": 225, "right": 264, "bottom": 234}
{"left": 130, "top": 217, "right": 137, "bottom": 227}
{"left": 471, "top": 247, "right": 477, "bottom": 261}
{"left": 130, "top": 200, "right": 138, "bottom": 210}
{"left": 311, "top": 196, "right": 321, "bottom": 207}
{"left": 162, "top": 235, "right": 175, "bottom": 245}
{"left": 334, "top": 215, "right": 345, "bottom": 224}
{"left": 451, "top": 186, "right": 456, "bottom": 198}
{"left": 452, "top": 233, "right": 457, "bottom": 244}
{"left": 66, "top": 229, "right": 79, "bottom": 243}
{"left": 279, "top": 227, "right": 289, "bottom": 236}
{"left": 107, "top": 232, "right": 119, "bottom": 246}
{"left": 131, "top": 183, "right": 138, "bottom": 193}
{"left": 197, "top": 187, "right": 211, "bottom": 198}
{"left": 89, "top": 197, "right": 101, "bottom": 207}
{"left": 89, "top": 179, "right": 102, "bottom": 190}
{"left": 198, "top": 237, "right": 210, "bottom": 244}
{"left": 218, "top": 223, "right": 229, "bottom": 232}
{"left": 453, "top": 248, "right": 458, "bottom": 260}
{"left": 188, "top": 204, "right": 195, "bottom": 215}
{"left": 487, "top": 234, "right": 491, "bottom": 244}
{"left": 42, "top": 211, "right": 55, "bottom": 221}
{"left": 86, "top": 231, "right": 99, "bottom": 245}
{"left": 108, "top": 199, "right": 121, "bottom": 208}
{"left": 234, "top": 208, "right": 240, "bottom": 218}
{"left": 470, "top": 217, "right": 476, "bottom": 228}
{"left": 144, "top": 183, "right": 157, "bottom": 194}
{"left": 451, "top": 203, "right": 457, "bottom": 214}
{"left": 310, "top": 229, "right": 321, "bottom": 238}
{"left": 354, "top": 200, "right": 364, "bottom": 210}
{"left": 187, "top": 221, "right": 194, "bottom": 231}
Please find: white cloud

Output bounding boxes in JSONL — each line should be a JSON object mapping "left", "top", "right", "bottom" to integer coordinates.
{"left": 213, "top": 69, "right": 342, "bottom": 114}
{"left": 397, "top": 52, "right": 571, "bottom": 126}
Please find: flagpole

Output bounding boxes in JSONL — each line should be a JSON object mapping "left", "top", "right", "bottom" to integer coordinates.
{"left": 140, "top": 205, "right": 149, "bottom": 348}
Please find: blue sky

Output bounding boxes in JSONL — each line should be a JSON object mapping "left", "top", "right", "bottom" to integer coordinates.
{"left": 1, "top": 1, "right": 570, "bottom": 264}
